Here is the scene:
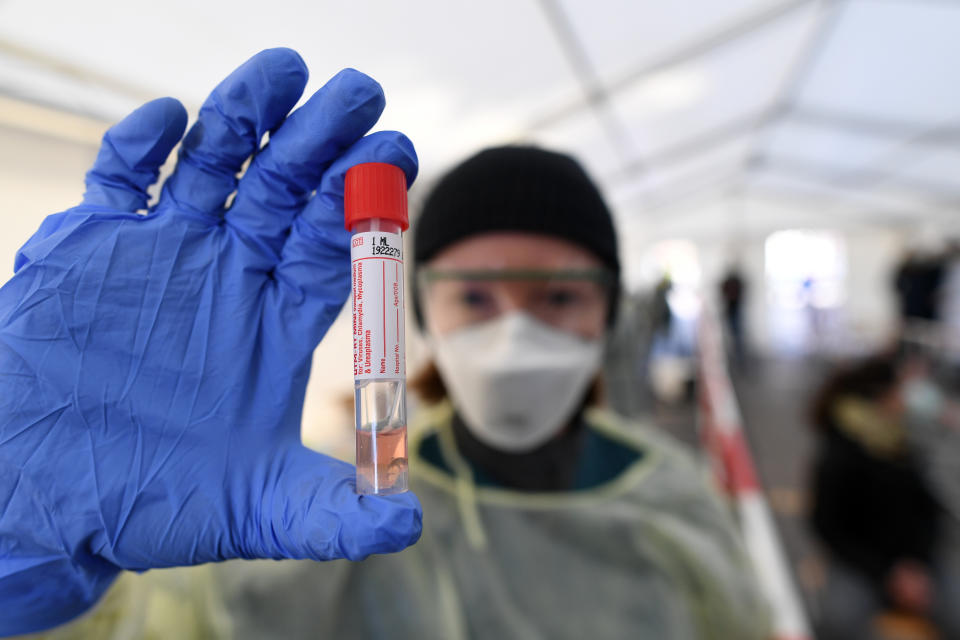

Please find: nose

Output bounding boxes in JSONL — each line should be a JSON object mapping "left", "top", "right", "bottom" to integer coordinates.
{"left": 492, "top": 281, "right": 533, "bottom": 315}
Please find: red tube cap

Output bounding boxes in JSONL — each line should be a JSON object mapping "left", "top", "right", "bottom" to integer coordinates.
{"left": 344, "top": 162, "right": 409, "bottom": 231}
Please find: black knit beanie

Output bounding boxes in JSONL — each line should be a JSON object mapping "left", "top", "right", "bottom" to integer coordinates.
{"left": 413, "top": 145, "right": 621, "bottom": 327}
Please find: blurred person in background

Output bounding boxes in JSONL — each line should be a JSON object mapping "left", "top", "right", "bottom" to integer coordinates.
{"left": 646, "top": 274, "right": 698, "bottom": 404}
{"left": 808, "top": 356, "right": 960, "bottom": 640}
{"left": 602, "top": 289, "right": 656, "bottom": 420}
{"left": 893, "top": 250, "right": 945, "bottom": 327}
{"left": 719, "top": 265, "right": 747, "bottom": 367}
{"left": 940, "top": 242, "right": 960, "bottom": 381}
{"left": 650, "top": 272, "right": 674, "bottom": 339}
{"left": 0, "top": 46, "right": 770, "bottom": 636}
{"left": 899, "top": 354, "right": 960, "bottom": 544}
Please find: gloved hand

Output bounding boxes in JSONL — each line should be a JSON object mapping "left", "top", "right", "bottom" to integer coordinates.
{"left": 0, "top": 48, "right": 421, "bottom": 635}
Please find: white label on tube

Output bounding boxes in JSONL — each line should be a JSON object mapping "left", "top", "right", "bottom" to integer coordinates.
{"left": 351, "top": 231, "right": 405, "bottom": 381}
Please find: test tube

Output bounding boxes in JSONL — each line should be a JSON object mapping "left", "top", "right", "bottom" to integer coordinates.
{"left": 345, "top": 163, "right": 409, "bottom": 495}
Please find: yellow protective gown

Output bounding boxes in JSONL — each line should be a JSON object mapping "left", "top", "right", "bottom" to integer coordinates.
{"left": 20, "top": 405, "right": 770, "bottom": 640}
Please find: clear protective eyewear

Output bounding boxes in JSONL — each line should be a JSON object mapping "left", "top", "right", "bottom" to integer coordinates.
{"left": 419, "top": 267, "right": 614, "bottom": 338}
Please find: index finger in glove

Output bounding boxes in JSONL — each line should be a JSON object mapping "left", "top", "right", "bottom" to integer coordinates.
{"left": 268, "top": 131, "right": 417, "bottom": 348}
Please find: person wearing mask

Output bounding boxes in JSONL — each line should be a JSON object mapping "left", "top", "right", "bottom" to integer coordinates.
{"left": 809, "top": 356, "right": 960, "bottom": 640}
{"left": 1, "top": 50, "right": 768, "bottom": 639}
{"left": 899, "top": 355, "right": 960, "bottom": 558}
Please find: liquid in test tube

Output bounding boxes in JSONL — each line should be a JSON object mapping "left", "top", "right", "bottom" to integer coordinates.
{"left": 345, "top": 163, "right": 409, "bottom": 495}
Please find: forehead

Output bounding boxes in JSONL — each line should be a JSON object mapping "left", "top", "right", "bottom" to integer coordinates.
{"left": 425, "top": 232, "right": 602, "bottom": 270}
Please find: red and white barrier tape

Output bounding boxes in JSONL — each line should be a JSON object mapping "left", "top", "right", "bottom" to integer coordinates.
{"left": 697, "top": 306, "right": 812, "bottom": 640}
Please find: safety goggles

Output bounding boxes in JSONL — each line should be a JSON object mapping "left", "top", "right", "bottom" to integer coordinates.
{"left": 418, "top": 267, "right": 614, "bottom": 337}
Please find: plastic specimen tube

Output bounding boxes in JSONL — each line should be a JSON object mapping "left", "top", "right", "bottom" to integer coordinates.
{"left": 344, "top": 163, "right": 409, "bottom": 495}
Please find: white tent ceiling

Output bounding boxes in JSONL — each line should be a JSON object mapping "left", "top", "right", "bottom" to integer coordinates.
{"left": 0, "top": 0, "right": 957, "bottom": 241}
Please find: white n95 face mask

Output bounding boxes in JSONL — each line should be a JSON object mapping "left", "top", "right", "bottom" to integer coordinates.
{"left": 429, "top": 312, "right": 604, "bottom": 453}
{"left": 904, "top": 377, "right": 944, "bottom": 422}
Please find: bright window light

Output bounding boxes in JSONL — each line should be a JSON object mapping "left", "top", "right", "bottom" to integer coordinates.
{"left": 765, "top": 230, "right": 846, "bottom": 310}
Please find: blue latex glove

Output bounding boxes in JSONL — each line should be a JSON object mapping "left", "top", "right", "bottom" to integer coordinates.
{"left": 0, "top": 48, "right": 421, "bottom": 635}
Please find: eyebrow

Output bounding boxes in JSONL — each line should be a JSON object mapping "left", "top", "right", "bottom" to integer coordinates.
{"left": 419, "top": 268, "right": 611, "bottom": 283}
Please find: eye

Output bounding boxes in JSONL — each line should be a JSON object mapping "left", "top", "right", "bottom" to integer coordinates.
{"left": 460, "top": 288, "right": 493, "bottom": 308}
{"left": 545, "top": 288, "right": 581, "bottom": 307}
